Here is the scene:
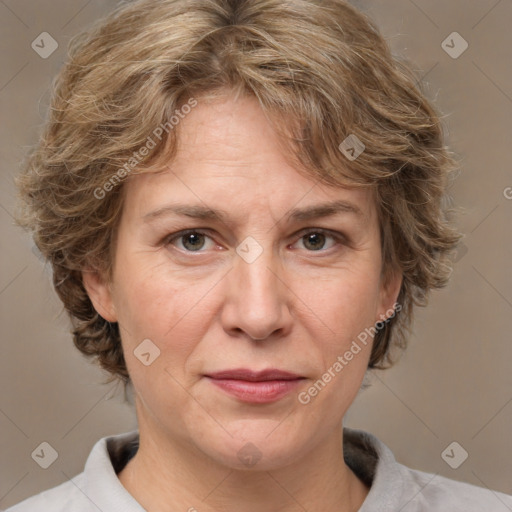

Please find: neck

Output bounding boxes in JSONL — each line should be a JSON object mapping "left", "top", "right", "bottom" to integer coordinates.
{"left": 118, "top": 417, "right": 370, "bottom": 512}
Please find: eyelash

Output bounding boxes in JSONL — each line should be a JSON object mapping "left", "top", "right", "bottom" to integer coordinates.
{"left": 164, "top": 228, "right": 347, "bottom": 254}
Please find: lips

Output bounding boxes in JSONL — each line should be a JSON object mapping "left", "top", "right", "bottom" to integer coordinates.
{"left": 207, "top": 368, "right": 303, "bottom": 381}
{"left": 205, "top": 368, "right": 305, "bottom": 403}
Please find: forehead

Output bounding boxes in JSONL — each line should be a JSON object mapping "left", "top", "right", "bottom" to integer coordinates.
{"left": 124, "top": 93, "right": 377, "bottom": 227}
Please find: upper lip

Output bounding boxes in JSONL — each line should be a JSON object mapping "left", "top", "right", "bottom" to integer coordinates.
{"left": 205, "top": 368, "right": 303, "bottom": 381}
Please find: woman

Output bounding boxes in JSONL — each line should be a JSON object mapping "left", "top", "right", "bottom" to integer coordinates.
{"left": 9, "top": 0, "right": 512, "bottom": 510}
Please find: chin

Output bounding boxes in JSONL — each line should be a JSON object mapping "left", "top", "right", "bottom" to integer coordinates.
{"left": 191, "top": 419, "right": 309, "bottom": 472}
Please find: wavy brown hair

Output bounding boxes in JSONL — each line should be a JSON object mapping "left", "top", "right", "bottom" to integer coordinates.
{"left": 16, "top": 0, "right": 461, "bottom": 386}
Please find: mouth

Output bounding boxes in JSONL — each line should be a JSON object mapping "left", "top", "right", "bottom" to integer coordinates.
{"left": 204, "top": 368, "right": 306, "bottom": 404}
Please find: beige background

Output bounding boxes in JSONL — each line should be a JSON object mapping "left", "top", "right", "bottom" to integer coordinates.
{"left": 1, "top": 0, "right": 511, "bottom": 508}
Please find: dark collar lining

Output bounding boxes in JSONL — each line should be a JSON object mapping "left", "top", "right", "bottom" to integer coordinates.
{"left": 342, "top": 428, "right": 379, "bottom": 487}
{"left": 107, "top": 428, "right": 379, "bottom": 487}
{"left": 109, "top": 436, "right": 140, "bottom": 475}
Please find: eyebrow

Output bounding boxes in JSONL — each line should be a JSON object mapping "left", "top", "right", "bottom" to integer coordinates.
{"left": 143, "top": 199, "right": 365, "bottom": 224}
{"left": 286, "top": 199, "right": 365, "bottom": 222}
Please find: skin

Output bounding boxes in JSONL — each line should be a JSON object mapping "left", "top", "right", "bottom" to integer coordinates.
{"left": 83, "top": 90, "right": 402, "bottom": 512}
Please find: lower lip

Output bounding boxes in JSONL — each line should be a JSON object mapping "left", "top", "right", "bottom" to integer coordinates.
{"left": 206, "top": 377, "right": 302, "bottom": 403}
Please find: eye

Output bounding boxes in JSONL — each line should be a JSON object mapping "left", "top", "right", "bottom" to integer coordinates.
{"left": 292, "top": 229, "right": 344, "bottom": 252}
{"left": 164, "top": 228, "right": 346, "bottom": 254}
{"left": 166, "top": 230, "right": 216, "bottom": 252}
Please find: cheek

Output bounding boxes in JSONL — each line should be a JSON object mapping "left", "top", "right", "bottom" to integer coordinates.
{"left": 113, "top": 248, "right": 181, "bottom": 331}
{"left": 299, "top": 268, "right": 381, "bottom": 403}
{"left": 297, "top": 275, "right": 379, "bottom": 416}
{"left": 309, "top": 268, "right": 382, "bottom": 339}
{"left": 111, "top": 253, "right": 220, "bottom": 374}
{"left": 113, "top": 268, "right": 210, "bottom": 420}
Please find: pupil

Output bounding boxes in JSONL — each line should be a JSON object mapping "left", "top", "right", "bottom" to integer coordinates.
{"left": 183, "top": 233, "right": 204, "bottom": 251}
{"left": 305, "top": 233, "right": 325, "bottom": 250}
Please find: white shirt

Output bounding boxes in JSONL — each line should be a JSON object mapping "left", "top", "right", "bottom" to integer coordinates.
{"left": 6, "top": 427, "right": 512, "bottom": 511}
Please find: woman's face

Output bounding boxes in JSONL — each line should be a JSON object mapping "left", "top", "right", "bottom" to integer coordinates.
{"left": 84, "top": 92, "right": 401, "bottom": 470}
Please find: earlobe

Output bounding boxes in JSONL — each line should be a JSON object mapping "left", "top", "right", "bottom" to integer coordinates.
{"left": 377, "top": 268, "right": 403, "bottom": 322}
{"left": 81, "top": 269, "right": 117, "bottom": 322}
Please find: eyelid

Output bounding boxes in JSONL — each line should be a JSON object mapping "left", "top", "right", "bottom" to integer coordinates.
{"left": 293, "top": 227, "right": 347, "bottom": 244}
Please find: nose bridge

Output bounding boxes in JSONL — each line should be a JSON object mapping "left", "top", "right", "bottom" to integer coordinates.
{"left": 236, "top": 235, "right": 281, "bottom": 306}
{"left": 224, "top": 235, "right": 290, "bottom": 340}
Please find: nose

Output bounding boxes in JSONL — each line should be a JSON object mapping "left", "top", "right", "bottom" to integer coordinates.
{"left": 221, "top": 241, "right": 293, "bottom": 342}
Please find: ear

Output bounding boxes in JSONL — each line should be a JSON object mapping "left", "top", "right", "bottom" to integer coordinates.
{"left": 376, "top": 267, "right": 403, "bottom": 323}
{"left": 82, "top": 269, "right": 117, "bottom": 322}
